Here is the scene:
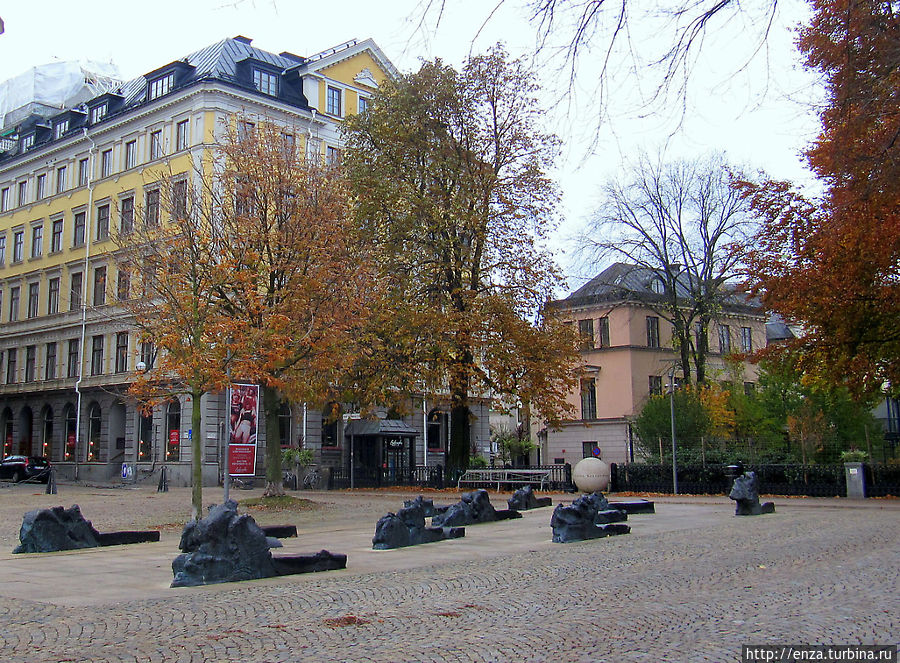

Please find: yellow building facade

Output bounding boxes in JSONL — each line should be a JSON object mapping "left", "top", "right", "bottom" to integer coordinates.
{"left": 0, "top": 36, "right": 397, "bottom": 485}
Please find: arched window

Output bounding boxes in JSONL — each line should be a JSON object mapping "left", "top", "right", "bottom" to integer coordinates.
{"left": 18, "top": 406, "right": 33, "bottom": 456}
{"left": 166, "top": 400, "right": 181, "bottom": 461}
{"left": 1, "top": 407, "right": 13, "bottom": 457}
{"left": 321, "top": 402, "right": 341, "bottom": 448}
{"left": 427, "top": 408, "right": 448, "bottom": 452}
{"left": 63, "top": 404, "right": 77, "bottom": 460}
{"left": 278, "top": 401, "right": 292, "bottom": 447}
{"left": 139, "top": 409, "right": 153, "bottom": 461}
{"left": 87, "top": 402, "right": 102, "bottom": 461}
{"left": 41, "top": 406, "right": 53, "bottom": 459}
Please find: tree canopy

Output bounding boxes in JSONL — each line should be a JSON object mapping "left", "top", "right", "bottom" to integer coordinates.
{"left": 343, "top": 45, "right": 579, "bottom": 470}
{"left": 742, "top": 0, "right": 900, "bottom": 398}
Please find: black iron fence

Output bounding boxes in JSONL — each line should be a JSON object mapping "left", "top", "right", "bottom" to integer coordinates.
{"left": 610, "top": 462, "right": 900, "bottom": 497}
{"left": 323, "top": 463, "right": 573, "bottom": 491}
{"left": 326, "top": 465, "right": 445, "bottom": 490}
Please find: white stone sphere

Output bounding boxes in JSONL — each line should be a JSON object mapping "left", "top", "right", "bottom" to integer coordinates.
{"left": 572, "top": 457, "right": 610, "bottom": 493}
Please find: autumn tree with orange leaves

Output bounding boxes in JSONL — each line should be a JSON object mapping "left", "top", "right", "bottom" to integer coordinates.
{"left": 213, "top": 120, "right": 375, "bottom": 497}
{"left": 112, "top": 171, "right": 230, "bottom": 520}
{"left": 343, "top": 47, "right": 578, "bottom": 472}
{"left": 741, "top": 0, "right": 900, "bottom": 398}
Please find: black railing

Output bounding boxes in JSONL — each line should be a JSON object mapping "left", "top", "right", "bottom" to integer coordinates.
{"left": 327, "top": 465, "right": 445, "bottom": 490}
{"left": 323, "top": 463, "right": 574, "bottom": 491}
{"left": 609, "top": 462, "right": 900, "bottom": 497}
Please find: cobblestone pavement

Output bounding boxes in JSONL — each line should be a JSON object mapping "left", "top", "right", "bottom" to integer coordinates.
{"left": 0, "top": 484, "right": 897, "bottom": 662}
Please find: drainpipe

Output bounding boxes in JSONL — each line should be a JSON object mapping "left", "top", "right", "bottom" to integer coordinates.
{"left": 73, "top": 128, "right": 96, "bottom": 481}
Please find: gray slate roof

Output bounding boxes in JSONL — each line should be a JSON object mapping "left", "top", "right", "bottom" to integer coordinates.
{"left": 553, "top": 262, "right": 761, "bottom": 314}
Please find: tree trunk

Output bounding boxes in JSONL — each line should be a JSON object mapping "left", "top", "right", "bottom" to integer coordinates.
{"left": 190, "top": 388, "right": 204, "bottom": 521}
{"left": 262, "top": 384, "right": 285, "bottom": 497}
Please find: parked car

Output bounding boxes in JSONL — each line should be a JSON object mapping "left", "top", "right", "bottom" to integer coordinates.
{"left": 0, "top": 456, "right": 51, "bottom": 483}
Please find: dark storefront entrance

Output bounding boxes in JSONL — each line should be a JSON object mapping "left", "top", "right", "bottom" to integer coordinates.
{"left": 344, "top": 419, "right": 418, "bottom": 486}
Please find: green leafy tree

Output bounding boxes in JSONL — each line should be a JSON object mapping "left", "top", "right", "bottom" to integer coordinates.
{"left": 343, "top": 46, "right": 576, "bottom": 471}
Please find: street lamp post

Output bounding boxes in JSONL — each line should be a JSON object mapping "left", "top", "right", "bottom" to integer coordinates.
{"left": 669, "top": 368, "right": 679, "bottom": 495}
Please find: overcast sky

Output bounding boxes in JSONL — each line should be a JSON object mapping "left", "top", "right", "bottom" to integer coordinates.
{"left": 0, "top": 0, "right": 822, "bottom": 286}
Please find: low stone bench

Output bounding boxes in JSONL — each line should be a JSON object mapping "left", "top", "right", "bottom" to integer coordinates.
{"left": 260, "top": 524, "right": 298, "bottom": 539}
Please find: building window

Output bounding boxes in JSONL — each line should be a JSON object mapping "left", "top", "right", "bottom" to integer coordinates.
{"left": 649, "top": 375, "right": 663, "bottom": 396}
{"left": 140, "top": 341, "right": 156, "bottom": 369}
{"left": 580, "top": 378, "right": 597, "bottom": 420}
{"left": 51, "top": 218, "right": 63, "bottom": 253}
{"left": 67, "top": 339, "right": 80, "bottom": 378}
{"left": 321, "top": 402, "right": 342, "bottom": 448}
{"left": 0, "top": 236, "right": 5, "bottom": 265}
{"left": 172, "top": 179, "right": 187, "bottom": 219}
{"left": 744, "top": 381, "right": 756, "bottom": 396}
{"left": 326, "top": 86, "right": 342, "bottom": 116}
{"left": 358, "top": 96, "right": 369, "bottom": 113}
{"left": 96, "top": 204, "right": 110, "bottom": 240}
{"left": 0, "top": 187, "right": 8, "bottom": 211}
{"left": 278, "top": 402, "right": 292, "bottom": 447}
{"left": 91, "top": 335, "right": 104, "bottom": 375}
{"left": 30, "top": 224, "right": 42, "bottom": 258}
{"left": 238, "top": 121, "right": 255, "bottom": 141}
{"left": 87, "top": 402, "right": 102, "bottom": 461}
{"left": 93, "top": 266, "right": 107, "bottom": 306}
{"left": 426, "top": 409, "right": 448, "bottom": 451}
{"left": 176, "top": 120, "right": 189, "bottom": 151}
{"left": 27, "top": 282, "right": 39, "bottom": 318}
{"left": 719, "top": 324, "right": 732, "bottom": 354}
{"left": 150, "top": 130, "right": 163, "bottom": 160}
{"left": 694, "top": 321, "right": 708, "bottom": 350}
{"left": 325, "top": 146, "right": 341, "bottom": 167}
{"left": 36, "top": 174, "right": 45, "bottom": 200}
{"left": 41, "top": 406, "right": 53, "bottom": 458}
{"left": 24, "top": 346, "right": 36, "bottom": 382}
{"left": 740, "top": 326, "right": 753, "bottom": 353}
{"left": 149, "top": 73, "right": 174, "bottom": 100}
{"left": 582, "top": 442, "right": 598, "bottom": 459}
{"left": 253, "top": 69, "right": 279, "bottom": 96}
{"left": 281, "top": 132, "right": 295, "bottom": 159}
{"left": 21, "top": 134, "right": 34, "bottom": 150}
{"left": 47, "top": 277, "right": 60, "bottom": 314}
{"left": 55, "top": 120, "right": 69, "bottom": 139}
{"left": 8, "top": 286, "right": 19, "bottom": 321}
{"left": 57, "top": 165, "right": 68, "bottom": 193}
{"left": 64, "top": 404, "right": 77, "bottom": 459}
{"left": 166, "top": 400, "right": 181, "bottom": 461}
{"left": 6, "top": 348, "right": 16, "bottom": 383}
{"left": 45, "top": 342, "right": 57, "bottom": 380}
{"left": 101, "top": 149, "right": 112, "bottom": 177}
{"left": 69, "top": 272, "right": 82, "bottom": 310}
{"left": 125, "top": 140, "right": 136, "bottom": 169}
{"left": 13, "top": 230, "right": 24, "bottom": 262}
{"left": 138, "top": 410, "right": 153, "bottom": 461}
{"left": 117, "top": 268, "right": 130, "bottom": 300}
{"left": 646, "top": 316, "right": 660, "bottom": 348}
{"left": 90, "top": 103, "right": 108, "bottom": 124}
{"left": 578, "top": 319, "right": 594, "bottom": 350}
{"left": 115, "top": 332, "right": 129, "bottom": 373}
{"left": 120, "top": 197, "right": 134, "bottom": 234}
{"left": 597, "top": 316, "right": 610, "bottom": 347}
{"left": 145, "top": 189, "right": 160, "bottom": 225}
{"left": 78, "top": 158, "right": 89, "bottom": 187}
{"left": 17, "top": 181, "right": 27, "bottom": 207}
{"left": 73, "top": 211, "right": 86, "bottom": 246}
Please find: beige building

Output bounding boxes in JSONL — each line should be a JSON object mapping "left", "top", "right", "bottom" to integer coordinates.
{"left": 544, "top": 263, "right": 766, "bottom": 466}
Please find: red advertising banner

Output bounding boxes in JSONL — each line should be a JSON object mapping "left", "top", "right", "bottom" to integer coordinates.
{"left": 228, "top": 384, "right": 259, "bottom": 477}
{"left": 228, "top": 444, "right": 257, "bottom": 476}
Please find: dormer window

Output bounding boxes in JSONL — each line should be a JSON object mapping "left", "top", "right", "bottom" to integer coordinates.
{"left": 149, "top": 72, "right": 175, "bottom": 100}
{"left": 90, "top": 103, "right": 108, "bottom": 124}
{"left": 649, "top": 278, "right": 665, "bottom": 294}
{"left": 253, "top": 69, "right": 279, "bottom": 96}
{"left": 55, "top": 120, "right": 69, "bottom": 139}
{"left": 21, "top": 134, "right": 35, "bottom": 151}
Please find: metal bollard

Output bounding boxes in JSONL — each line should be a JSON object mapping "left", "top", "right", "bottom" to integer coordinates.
{"left": 45, "top": 467, "right": 57, "bottom": 495}
{"left": 157, "top": 466, "right": 169, "bottom": 492}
